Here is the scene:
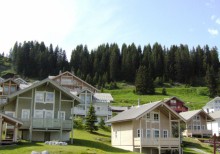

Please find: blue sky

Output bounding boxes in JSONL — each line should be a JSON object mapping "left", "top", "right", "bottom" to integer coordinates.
{"left": 0, "top": 0, "right": 219, "bottom": 59}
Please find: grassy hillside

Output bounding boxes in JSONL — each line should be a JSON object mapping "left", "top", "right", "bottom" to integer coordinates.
{"left": 0, "top": 56, "right": 14, "bottom": 77}
{"left": 104, "top": 82, "right": 211, "bottom": 110}
{"left": 0, "top": 129, "right": 136, "bottom": 154}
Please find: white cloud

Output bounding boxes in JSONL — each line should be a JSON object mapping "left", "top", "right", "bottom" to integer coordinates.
{"left": 208, "top": 28, "right": 219, "bottom": 36}
{"left": 211, "top": 15, "right": 216, "bottom": 20}
{"left": 216, "top": 18, "right": 220, "bottom": 25}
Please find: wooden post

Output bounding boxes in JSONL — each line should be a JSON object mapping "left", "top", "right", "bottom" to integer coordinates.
{"left": 13, "top": 123, "right": 18, "bottom": 142}
{"left": 214, "top": 133, "right": 216, "bottom": 154}
{"left": 140, "top": 118, "right": 142, "bottom": 154}
{"left": 0, "top": 115, "right": 3, "bottom": 143}
{"left": 178, "top": 120, "right": 181, "bottom": 154}
{"left": 30, "top": 89, "right": 34, "bottom": 142}
{"left": 71, "top": 99, "right": 75, "bottom": 144}
{"left": 59, "top": 90, "right": 62, "bottom": 141}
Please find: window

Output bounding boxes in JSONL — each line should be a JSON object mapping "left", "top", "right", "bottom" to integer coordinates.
{"left": 61, "top": 77, "right": 72, "bottom": 85}
{"left": 3, "top": 86, "right": 9, "bottom": 95}
{"left": 163, "top": 130, "right": 168, "bottom": 138}
{"left": 35, "top": 91, "right": 55, "bottom": 103}
{"left": 188, "top": 125, "right": 191, "bottom": 129}
{"left": 115, "top": 131, "right": 117, "bottom": 138}
{"left": 170, "top": 100, "right": 176, "bottom": 105}
{"left": 153, "top": 113, "right": 159, "bottom": 121}
{"left": 154, "top": 129, "right": 160, "bottom": 138}
{"left": 193, "top": 115, "right": 200, "bottom": 120}
{"left": 45, "top": 92, "right": 54, "bottom": 103}
{"left": 35, "top": 92, "right": 44, "bottom": 102}
{"left": 5, "top": 111, "right": 15, "bottom": 117}
{"left": 22, "top": 109, "right": 30, "bottom": 119}
{"left": 10, "top": 86, "right": 16, "bottom": 93}
{"left": 202, "top": 125, "right": 206, "bottom": 130}
{"left": 137, "top": 129, "right": 143, "bottom": 137}
{"left": 58, "top": 111, "right": 65, "bottom": 120}
{"left": 146, "top": 113, "right": 150, "bottom": 119}
{"left": 146, "top": 129, "right": 151, "bottom": 138}
{"left": 96, "top": 106, "right": 101, "bottom": 111}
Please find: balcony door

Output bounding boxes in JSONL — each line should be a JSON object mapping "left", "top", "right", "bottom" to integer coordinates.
{"left": 34, "top": 110, "right": 54, "bottom": 128}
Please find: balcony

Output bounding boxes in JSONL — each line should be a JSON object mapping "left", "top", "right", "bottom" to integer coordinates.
{"left": 183, "top": 129, "right": 212, "bottom": 137}
{"left": 19, "top": 118, "right": 72, "bottom": 130}
{"left": 134, "top": 137, "right": 180, "bottom": 147}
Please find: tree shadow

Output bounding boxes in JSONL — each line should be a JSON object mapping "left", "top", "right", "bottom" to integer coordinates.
{"left": 73, "top": 138, "right": 131, "bottom": 153}
{"left": 0, "top": 141, "right": 43, "bottom": 151}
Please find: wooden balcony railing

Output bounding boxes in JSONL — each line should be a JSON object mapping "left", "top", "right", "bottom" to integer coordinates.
{"left": 134, "top": 137, "right": 180, "bottom": 147}
{"left": 19, "top": 118, "right": 72, "bottom": 130}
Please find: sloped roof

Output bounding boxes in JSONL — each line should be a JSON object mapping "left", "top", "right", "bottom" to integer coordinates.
{"left": 19, "top": 83, "right": 32, "bottom": 90}
{"left": 203, "top": 97, "right": 220, "bottom": 108}
{"left": 107, "top": 101, "right": 185, "bottom": 123}
{"left": 180, "top": 109, "right": 214, "bottom": 121}
{"left": 94, "top": 93, "right": 113, "bottom": 103}
{"left": 110, "top": 106, "right": 129, "bottom": 112}
{"left": 7, "top": 78, "right": 82, "bottom": 104}
{"left": 49, "top": 71, "right": 99, "bottom": 92}
{"left": 0, "top": 78, "right": 19, "bottom": 85}
{"left": 209, "top": 110, "right": 220, "bottom": 119}
{"left": 0, "top": 112, "right": 23, "bottom": 126}
{"left": 14, "top": 78, "right": 28, "bottom": 85}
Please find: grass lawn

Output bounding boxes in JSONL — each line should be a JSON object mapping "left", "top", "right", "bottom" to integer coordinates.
{"left": 183, "top": 137, "right": 219, "bottom": 154}
{"left": 0, "top": 129, "right": 137, "bottom": 154}
{"left": 105, "top": 83, "right": 211, "bottom": 110}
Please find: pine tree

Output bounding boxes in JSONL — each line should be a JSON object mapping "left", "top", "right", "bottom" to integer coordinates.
{"left": 135, "top": 65, "right": 155, "bottom": 94}
{"left": 206, "top": 66, "right": 218, "bottom": 98}
{"left": 85, "top": 104, "right": 98, "bottom": 133}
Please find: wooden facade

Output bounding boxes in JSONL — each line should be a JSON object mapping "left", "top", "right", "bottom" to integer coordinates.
{"left": 163, "top": 97, "right": 188, "bottom": 113}
{"left": 108, "top": 102, "right": 185, "bottom": 154}
{"left": 1, "top": 79, "right": 81, "bottom": 142}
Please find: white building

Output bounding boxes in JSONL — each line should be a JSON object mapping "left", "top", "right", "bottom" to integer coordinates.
{"left": 207, "top": 110, "right": 220, "bottom": 136}
{"left": 203, "top": 97, "right": 220, "bottom": 113}
{"left": 49, "top": 71, "right": 114, "bottom": 122}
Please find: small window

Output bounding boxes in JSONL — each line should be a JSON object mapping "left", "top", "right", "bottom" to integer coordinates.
{"left": 154, "top": 113, "right": 159, "bottom": 121}
{"left": 45, "top": 92, "right": 54, "bottom": 103}
{"left": 5, "top": 111, "right": 15, "bottom": 117}
{"left": 137, "top": 129, "right": 143, "bottom": 137}
{"left": 3, "top": 86, "right": 9, "bottom": 95}
{"left": 170, "top": 100, "right": 176, "bottom": 104}
{"left": 146, "top": 129, "right": 151, "bottom": 138}
{"left": 146, "top": 113, "right": 150, "bottom": 119}
{"left": 35, "top": 92, "right": 44, "bottom": 102}
{"left": 22, "top": 109, "right": 30, "bottom": 119}
{"left": 96, "top": 106, "right": 101, "bottom": 111}
{"left": 202, "top": 125, "right": 205, "bottom": 130}
{"left": 58, "top": 111, "right": 65, "bottom": 120}
{"left": 163, "top": 130, "right": 168, "bottom": 138}
{"left": 154, "top": 129, "right": 160, "bottom": 138}
{"left": 10, "top": 86, "right": 16, "bottom": 93}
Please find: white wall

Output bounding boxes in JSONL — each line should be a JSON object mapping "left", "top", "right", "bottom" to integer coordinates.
{"left": 207, "top": 120, "right": 220, "bottom": 136}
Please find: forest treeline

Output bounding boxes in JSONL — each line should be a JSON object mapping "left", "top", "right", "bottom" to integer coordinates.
{"left": 10, "top": 41, "right": 219, "bottom": 88}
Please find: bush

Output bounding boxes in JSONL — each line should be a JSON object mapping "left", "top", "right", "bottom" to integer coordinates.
{"left": 98, "top": 118, "right": 105, "bottom": 129}
{"left": 73, "top": 117, "right": 84, "bottom": 129}
{"left": 162, "top": 87, "right": 167, "bottom": 95}
{"left": 196, "top": 88, "right": 209, "bottom": 96}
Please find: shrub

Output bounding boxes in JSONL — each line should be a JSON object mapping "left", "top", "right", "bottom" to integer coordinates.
{"left": 73, "top": 117, "right": 84, "bottom": 129}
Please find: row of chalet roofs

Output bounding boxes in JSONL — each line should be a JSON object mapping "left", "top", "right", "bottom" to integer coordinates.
{"left": 106, "top": 97, "right": 220, "bottom": 153}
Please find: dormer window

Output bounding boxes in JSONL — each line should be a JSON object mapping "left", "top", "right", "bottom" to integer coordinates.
{"left": 170, "top": 100, "right": 176, "bottom": 105}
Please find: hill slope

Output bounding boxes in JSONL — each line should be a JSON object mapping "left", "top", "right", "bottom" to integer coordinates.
{"left": 105, "top": 83, "right": 211, "bottom": 110}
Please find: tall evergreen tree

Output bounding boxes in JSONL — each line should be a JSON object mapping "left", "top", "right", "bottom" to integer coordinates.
{"left": 135, "top": 65, "right": 154, "bottom": 94}
{"left": 206, "top": 67, "right": 218, "bottom": 98}
{"left": 85, "top": 104, "right": 98, "bottom": 133}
